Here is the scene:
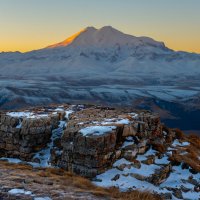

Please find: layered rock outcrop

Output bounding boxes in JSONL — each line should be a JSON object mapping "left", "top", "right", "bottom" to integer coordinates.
{"left": 51, "top": 107, "right": 163, "bottom": 177}
{"left": 0, "top": 108, "right": 62, "bottom": 160}
{"left": 0, "top": 104, "right": 163, "bottom": 177}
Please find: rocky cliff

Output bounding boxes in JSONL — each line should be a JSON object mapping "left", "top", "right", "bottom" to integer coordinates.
{"left": 0, "top": 108, "right": 60, "bottom": 160}
{"left": 0, "top": 104, "right": 199, "bottom": 199}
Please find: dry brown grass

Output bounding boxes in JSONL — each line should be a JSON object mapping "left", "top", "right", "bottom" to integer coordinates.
{"left": 104, "top": 187, "right": 161, "bottom": 200}
{"left": 0, "top": 161, "right": 162, "bottom": 200}
{"left": 187, "top": 133, "right": 200, "bottom": 149}
{"left": 156, "top": 129, "right": 200, "bottom": 173}
{"left": 169, "top": 144, "right": 200, "bottom": 173}
{"left": 46, "top": 168, "right": 161, "bottom": 199}
{"left": 169, "top": 152, "right": 200, "bottom": 172}
{"left": 185, "top": 147, "right": 199, "bottom": 160}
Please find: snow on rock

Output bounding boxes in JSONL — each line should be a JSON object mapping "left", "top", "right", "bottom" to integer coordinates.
{"left": 101, "top": 118, "right": 130, "bottom": 125}
{"left": 171, "top": 139, "right": 190, "bottom": 147}
{"left": 16, "top": 119, "right": 22, "bottom": 129}
{"left": 34, "top": 197, "right": 52, "bottom": 200}
{"left": 54, "top": 108, "right": 64, "bottom": 111}
{"left": 7, "top": 111, "right": 34, "bottom": 118}
{"left": 0, "top": 157, "right": 22, "bottom": 164}
{"left": 129, "top": 113, "right": 139, "bottom": 119}
{"left": 65, "top": 110, "right": 73, "bottom": 119}
{"left": 8, "top": 189, "right": 32, "bottom": 195}
{"left": 6, "top": 107, "right": 73, "bottom": 121}
{"left": 121, "top": 140, "right": 135, "bottom": 148}
{"left": 113, "top": 158, "right": 132, "bottom": 167}
{"left": 6, "top": 111, "right": 48, "bottom": 119}
{"left": 79, "top": 125, "right": 116, "bottom": 136}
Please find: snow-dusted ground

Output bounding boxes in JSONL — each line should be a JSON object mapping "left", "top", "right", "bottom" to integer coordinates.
{"left": 94, "top": 138, "right": 200, "bottom": 200}
{"left": 8, "top": 188, "right": 52, "bottom": 200}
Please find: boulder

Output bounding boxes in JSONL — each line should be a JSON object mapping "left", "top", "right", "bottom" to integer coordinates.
{"left": 147, "top": 163, "right": 172, "bottom": 185}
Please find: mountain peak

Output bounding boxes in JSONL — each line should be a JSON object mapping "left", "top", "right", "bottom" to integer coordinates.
{"left": 99, "top": 25, "right": 116, "bottom": 31}
{"left": 46, "top": 26, "right": 165, "bottom": 49}
{"left": 84, "top": 26, "right": 97, "bottom": 31}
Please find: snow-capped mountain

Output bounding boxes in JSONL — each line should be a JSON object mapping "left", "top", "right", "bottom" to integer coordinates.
{"left": 0, "top": 25, "right": 199, "bottom": 82}
{"left": 47, "top": 26, "right": 166, "bottom": 49}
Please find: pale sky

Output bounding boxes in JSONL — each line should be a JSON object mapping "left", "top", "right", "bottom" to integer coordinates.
{"left": 0, "top": 0, "right": 200, "bottom": 53}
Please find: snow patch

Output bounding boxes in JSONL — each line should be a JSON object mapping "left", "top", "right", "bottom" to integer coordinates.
{"left": 113, "top": 158, "right": 132, "bottom": 167}
{"left": 8, "top": 189, "right": 32, "bottom": 195}
{"left": 34, "top": 197, "right": 52, "bottom": 200}
{"left": 79, "top": 125, "right": 116, "bottom": 136}
{"left": 101, "top": 118, "right": 130, "bottom": 125}
{"left": 7, "top": 111, "right": 48, "bottom": 119}
{"left": 65, "top": 110, "right": 73, "bottom": 119}
{"left": 0, "top": 157, "right": 22, "bottom": 164}
{"left": 172, "top": 140, "right": 190, "bottom": 147}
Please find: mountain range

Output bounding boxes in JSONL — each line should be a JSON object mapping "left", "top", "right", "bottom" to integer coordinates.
{"left": 0, "top": 26, "right": 200, "bottom": 133}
